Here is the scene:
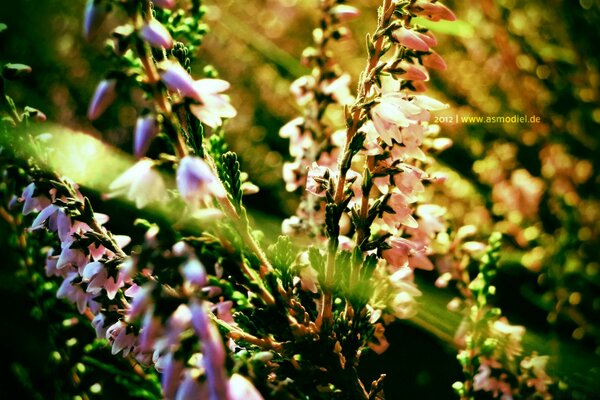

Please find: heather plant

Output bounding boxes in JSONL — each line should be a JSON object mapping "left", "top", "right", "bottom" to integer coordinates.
{"left": 1, "top": 0, "right": 591, "bottom": 399}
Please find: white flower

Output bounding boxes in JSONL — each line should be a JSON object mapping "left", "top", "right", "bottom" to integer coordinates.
{"left": 189, "top": 79, "right": 237, "bottom": 128}
{"left": 109, "top": 159, "right": 167, "bottom": 208}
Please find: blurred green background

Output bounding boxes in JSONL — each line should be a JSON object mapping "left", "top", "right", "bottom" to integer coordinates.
{"left": 1, "top": 0, "right": 600, "bottom": 398}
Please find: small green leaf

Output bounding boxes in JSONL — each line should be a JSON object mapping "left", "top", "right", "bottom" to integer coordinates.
{"left": 2, "top": 63, "right": 32, "bottom": 80}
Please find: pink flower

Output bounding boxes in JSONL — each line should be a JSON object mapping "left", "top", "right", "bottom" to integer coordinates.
{"left": 92, "top": 312, "right": 108, "bottom": 338}
{"left": 82, "top": 261, "right": 124, "bottom": 299}
{"left": 160, "top": 353, "right": 185, "bottom": 399}
{"left": 140, "top": 19, "right": 174, "bottom": 49}
{"left": 57, "top": 272, "right": 95, "bottom": 314}
{"left": 175, "top": 370, "right": 208, "bottom": 400}
{"left": 190, "top": 302, "right": 229, "bottom": 400}
{"left": 382, "top": 192, "right": 418, "bottom": 229}
{"left": 329, "top": 5, "right": 360, "bottom": 22}
{"left": 371, "top": 93, "right": 421, "bottom": 146}
{"left": 306, "top": 163, "right": 330, "bottom": 197}
{"left": 20, "top": 183, "right": 50, "bottom": 215}
{"left": 153, "top": 0, "right": 176, "bottom": 9}
{"left": 391, "top": 28, "right": 430, "bottom": 52}
{"left": 88, "top": 79, "right": 117, "bottom": 120}
{"left": 423, "top": 51, "right": 447, "bottom": 71}
{"left": 321, "top": 74, "right": 354, "bottom": 105}
{"left": 176, "top": 156, "right": 226, "bottom": 204}
{"left": 412, "top": 1, "right": 456, "bottom": 22}
{"left": 392, "top": 61, "right": 429, "bottom": 81}
{"left": 106, "top": 321, "right": 136, "bottom": 356}
{"left": 57, "top": 240, "right": 90, "bottom": 272}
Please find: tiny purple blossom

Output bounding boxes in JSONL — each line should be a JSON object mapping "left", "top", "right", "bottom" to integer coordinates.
{"left": 181, "top": 257, "right": 208, "bottom": 286}
{"left": 83, "top": 0, "right": 109, "bottom": 41}
{"left": 176, "top": 156, "right": 226, "bottom": 204}
{"left": 88, "top": 79, "right": 117, "bottom": 121}
{"left": 139, "top": 19, "right": 174, "bottom": 49}
{"left": 159, "top": 61, "right": 197, "bottom": 99}
{"left": 134, "top": 114, "right": 159, "bottom": 158}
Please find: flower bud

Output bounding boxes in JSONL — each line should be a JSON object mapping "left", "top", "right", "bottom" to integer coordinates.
{"left": 412, "top": 1, "right": 456, "bottom": 22}
{"left": 140, "top": 19, "right": 174, "bottom": 49}
{"left": 88, "top": 79, "right": 117, "bottom": 120}
{"left": 391, "top": 28, "right": 430, "bottom": 52}
{"left": 423, "top": 51, "right": 447, "bottom": 71}
{"left": 329, "top": 5, "right": 360, "bottom": 22}
{"left": 181, "top": 257, "right": 207, "bottom": 286}
{"left": 83, "top": 0, "right": 109, "bottom": 41}
{"left": 153, "top": 0, "right": 176, "bottom": 9}
{"left": 134, "top": 114, "right": 159, "bottom": 158}
{"left": 159, "top": 61, "right": 196, "bottom": 98}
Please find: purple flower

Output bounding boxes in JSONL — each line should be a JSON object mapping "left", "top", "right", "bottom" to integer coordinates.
{"left": 139, "top": 19, "right": 174, "bottom": 49}
{"left": 83, "top": 0, "right": 109, "bottom": 41}
{"left": 181, "top": 257, "right": 207, "bottom": 286}
{"left": 190, "top": 302, "right": 229, "bottom": 400}
{"left": 176, "top": 156, "right": 226, "bottom": 205}
{"left": 134, "top": 114, "right": 159, "bottom": 158}
{"left": 88, "top": 79, "right": 117, "bottom": 121}
{"left": 159, "top": 61, "right": 197, "bottom": 99}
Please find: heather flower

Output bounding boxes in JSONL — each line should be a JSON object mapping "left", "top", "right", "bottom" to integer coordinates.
{"left": 306, "top": 163, "right": 330, "bottom": 197}
{"left": 57, "top": 240, "right": 90, "bottom": 272}
{"left": 106, "top": 321, "right": 136, "bottom": 356}
{"left": 83, "top": 0, "right": 108, "bottom": 41}
{"left": 177, "top": 156, "right": 226, "bottom": 205}
{"left": 189, "top": 79, "right": 237, "bottom": 128}
{"left": 181, "top": 257, "right": 207, "bottom": 286}
{"left": 57, "top": 272, "right": 95, "bottom": 314}
{"left": 175, "top": 370, "right": 208, "bottom": 400}
{"left": 391, "top": 27, "right": 430, "bottom": 52}
{"left": 190, "top": 302, "right": 229, "bottom": 400}
{"left": 382, "top": 192, "right": 418, "bottom": 229}
{"left": 20, "top": 183, "right": 50, "bottom": 215}
{"left": 134, "top": 114, "right": 159, "bottom": 158}
{"left": 88, "top": 79, "right": 117, "bottom": 120}
{"left": 82, "top": 260, "right": 124, "bottom": 299}
{"left": 109, "top": 159, "right": 167, "bottom": 208}
{"left": 140, "top": 19, "right": 174, "bottom": 49}
{"left": 370, "top": 93, "right": 421, "bottom": 146}
{"left": 161, "top": 353, "right": 186, "bottom": 399}
{"left": 423, "top": 51, "right": 447, "bottom": 71}
{"left": 160, "top": 61, "right": 197, "bottom": 98}
{"left": 321, "top": 74, "right": 354, "bottom": 105}
{"left": 153, "top": 0, "right": 176, "bottom": 9}
{"left": 412, "top": 1, "right": 457, "bottom": 22}
{"left": 228, "top": 374, "right": 264, "bottom": 400}
{"left": 329, "top": 5, "right": 360, "bottom": 22}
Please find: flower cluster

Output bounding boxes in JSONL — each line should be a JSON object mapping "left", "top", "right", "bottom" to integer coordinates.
{"left": 280, "top": 0, "right": 455, "bottom": 337}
